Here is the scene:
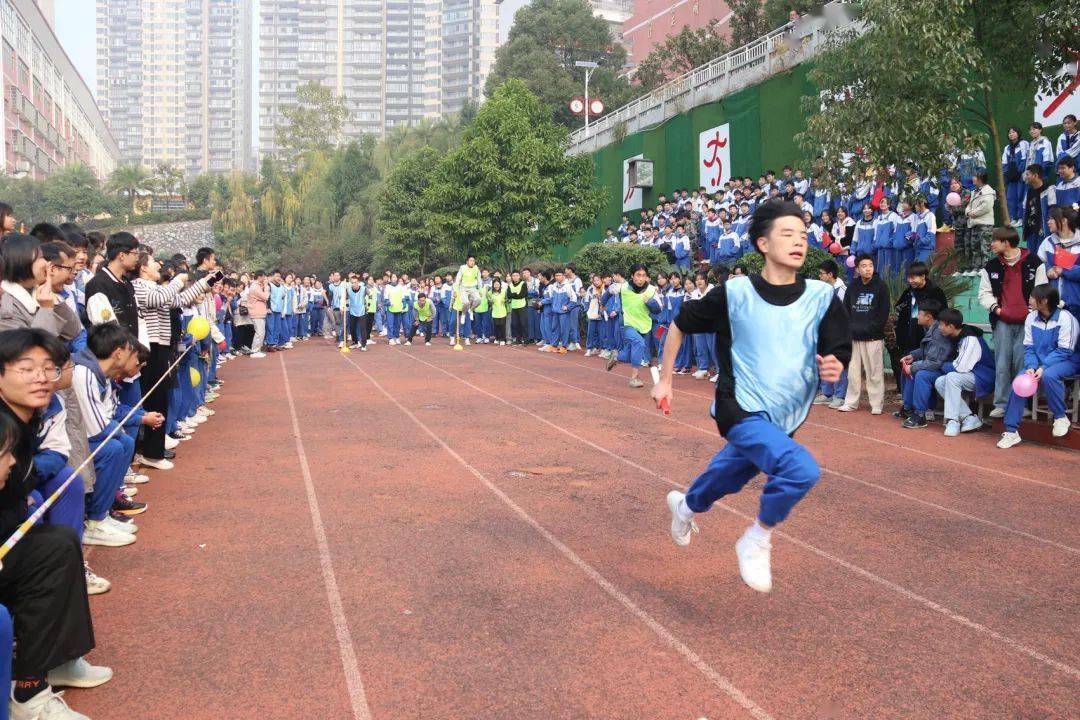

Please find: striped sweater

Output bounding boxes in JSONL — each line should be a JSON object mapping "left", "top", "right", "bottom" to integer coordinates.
{"left": 133, "top": 276, "right": 210, "bottom": 346}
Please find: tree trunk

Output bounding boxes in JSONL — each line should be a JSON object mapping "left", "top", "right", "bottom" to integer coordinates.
{"left": 982, "top": 87, "right": 1009, "bottom": 226}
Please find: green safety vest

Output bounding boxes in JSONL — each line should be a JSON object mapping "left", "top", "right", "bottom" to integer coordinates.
{"left": 491, "top": 288, "right": 508, "bottom": 318}
{"left": 459, "top": 265, "right": 480, "bottom": 287}
{"left": 508, "top": 281, "right": 526, "bottom": 310}
{"left": 386, "top": 285, "right": 405, "bottom": 313}
{"left": 416, "top": 301, "right": 433, "bottom": 322}
{"left": 476, "top": 288, "right": 490, "bottom": 313}
{"left": 620, "top": 283, "right": 656, "bottom": 334}
{"left": 366, "top": 290, "right": 377, "bottom": 313}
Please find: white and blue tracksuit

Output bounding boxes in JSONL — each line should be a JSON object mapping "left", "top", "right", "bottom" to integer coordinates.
{"left": 872, "top": 211, "right": 899, "bottom": 274}
{"left": 32, "top": 396, "right": 85, "bottom": 539}
{"left": 72, "top": 348, "right": 140, "bottom": 522}
{"left": 701, "top": 218, "right": 722, "bottom": 261}
{"left": 1056, "top": 129, "right": 1079, "bottom": 164}
{"left": 934, "top": 328, "right": 995, "bottom": 423}
{"left": 267, "top": 282, "right": 285, "bottom": 347}
{"left": 1036, "top": 233, "right": 1080, "bottom": 317}
{"left": 1004, "top": 308, "right": 1080, "bottom": 431}
{"left": 689, "top": 285, "right": 718, "bottom": 372}
{"left": 547, "top": 280, "right": 577, "bottom": 347}
{"left": 712, "top": 231, "right": 742, "bottom": 266}
{"left": 1054, "top": 174, "right": 1080, "bottom": 210}
{"left": 912, "top": 209, "right": 938, "bottom": 263}
{"left": 1002, "top": 140, "right": 1030, "bottom": 221}
{"left": 1028, "top": 135, "right": 1054, "bottom": 177}
{"left": 680, "top": 277, "right": 842, "bottom": 526}
{"left": 892, "top": 211, "right": 916, "bottom": 272}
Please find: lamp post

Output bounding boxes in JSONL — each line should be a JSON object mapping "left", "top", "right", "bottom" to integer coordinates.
{"left": 574, "top": 60, "right": 599, "bottom": 137}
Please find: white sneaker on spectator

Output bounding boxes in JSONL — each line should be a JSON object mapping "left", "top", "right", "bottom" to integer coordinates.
{"left": 465, "top": 339, "right": 471, "bottom": 345}
{"left": 960, "top": 415, "right": 983, "bottom": 433}
{"left": 190, "top": 414, "right": 208, "bottom": 425}
{"left": 84, "top": 563, "right": 110, "bottom": 595}
{"left": 924, "top": 410, "right": 935, "bottom": 422}
{"left": 83, "top": 519, "right": 135, "bottom": 547}
{"left": 812, "top": 394, "right": 830, "bottom": 405}
{"left": 584, "top": 349, "right": 593, "bottom": 357}
{"left": 197, "top": 407, "right": 215, "bottom": 416}
{"left": 9, "top": 686, "right": 90, "bottom": 720}
{"left": 735, "top": 523, "right": 773, "bottom": 593}
{"left": 828, "top": 397, "right": 845, "bottom": 409}
{"left": 139, "top": 457, "right": 174, "bottom": 470}
{"left": 837, "top": 405, "right": 857, "bottom": 412}
{"left": 996, "top": 431, "right": 1021, "bottom": 449}
{"left": 47, "top": 657, "right": 113, "bottom": 689}
{"left": 164, "top": 434, "right": 179, "bottom": 450}
{"left": 425, "top": 342, "right": 431, "bottom": 346}
{"left": 709, "top": 373, "right": 718, "bottom": 383}
{"left": 124, "top": 471, "right": 149, "bottom": 484}
{"left": 104, "top": 515, "right": 137, "bottom": 534}
{"left": 943, "top": 420, "right": 960, "bottom": 437}
{"left": 250, "top": 352, "right": 266, "bottom": 358}
{"left": 283, "top": 342, "right": 294, "bottom": 349}
{"left": 988, "top": 407, "right": 1005, "bottom": 418}
{"left": 869, "top": 408, "right": 883, "bottom": 415}
{"left": 121, "top": 486, "right": 137, "bottom": 499}
{"left": 1052, "top": 417, "right": 1071, "bottom": 437}
{"left": 692, "top": 369, "right": 708, "bottom": 379}
{"left": 665, "top": 491, "right": 698, "bottom": 547}
{"left": 404, "top": 341, "right": 412, "bottom": 346}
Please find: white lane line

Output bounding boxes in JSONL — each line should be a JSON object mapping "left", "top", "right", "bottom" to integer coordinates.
{"left": 339, "top": 352, "right": 774, "bottom": 720}
{"left": 280, "top": 354, "right": 374, "bottom": 720}
{"left": 389, "top": 346, "right": 1080, "bottom": 681}
{"left": 477, "top": 351, "right": 1080, "bottom": 556}
{"left": 523, "top": 347, "right": 1080, "bottom": 496}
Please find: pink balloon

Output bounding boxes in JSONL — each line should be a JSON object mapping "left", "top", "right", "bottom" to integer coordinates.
{"left": 829, "top": 242, "right": 842, "bottom": 255}
{"left": 946, "top": 192, "right": 962, "bottom": 207}
{"left": 1012, "top": 373, "right": 1039, "bottom": 398}
{"left": 845, "top": 255, "right": 856, "bottom": 268}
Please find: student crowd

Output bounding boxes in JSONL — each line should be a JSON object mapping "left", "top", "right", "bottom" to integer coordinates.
{"left": 0, "top": 201, "right": 240, "bottom": 719}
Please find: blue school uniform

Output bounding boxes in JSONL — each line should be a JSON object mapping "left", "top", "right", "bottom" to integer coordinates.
{"left": 1001, "top": 141, "right": 1029, "bottom": 221}
{"left": 912, "top": 209, "right": 937, "bottom": 263}
{"left": 891, "top": 211, "right": 916, "bottom": 272}
{"left": 267, "top": 282, "right": 285, "bottom": 346}
{"left": 872, "top": 211, "right": 898, "bottom": 274}
{"left": 712, "top": 231, "right": 742, "bottom": 266}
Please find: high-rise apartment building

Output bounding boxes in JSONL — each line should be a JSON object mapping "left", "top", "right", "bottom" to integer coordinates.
{"left": 588, "top": 0, "right": 632, "bottom": 47}
{"left": 259, "top": 0, "right": 497, "bottom": 158}
{"left": 97, "top": 0, "right": 251, "bottom": 175}
{"left": 438, "top": 0, "right": 497, "bottom": 117}
{"left": 2, "top": 0, "right": 120, "bottom": 179}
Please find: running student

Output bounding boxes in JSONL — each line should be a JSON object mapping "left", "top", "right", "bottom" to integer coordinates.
{"left": 653, "top": 201, "right": 852, "bottom": 593}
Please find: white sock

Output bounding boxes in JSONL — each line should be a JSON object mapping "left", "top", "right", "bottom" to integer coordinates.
{"left": 746, "top": 520, "right": 772, "bottom": 542}
{"left": 676, "top": 498, "right": 695, "bottom": 522}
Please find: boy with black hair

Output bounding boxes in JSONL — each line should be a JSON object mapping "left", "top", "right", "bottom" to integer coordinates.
{"left": 72, "top": 325, "right": 159, "bottom": 547}
{"left": 891, "top": 261, "right": 947, "bottom": 391}
{"left": 1053, "top": 155, "right": 1079, "bottom": 208}
{"left": 934, "top": 309, "right": 995, "bottom": 437}
{"left": 840, "top": 254, "right": 890, "bottom": 414}
{"left": 84, "top": 232, "right": 139, "bottom": 337}
{"left": 897, "top": 300, "right": 954, "bottom": 428}
{"left": 814, "top": 260, "right": 848, "bottom": 408}
{"left": 654, "top": 201, "right": 850, "bottom": 593}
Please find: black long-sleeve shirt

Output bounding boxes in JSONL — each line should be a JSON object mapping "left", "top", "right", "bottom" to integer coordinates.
{"left": 675, "top": 275, "right": 852, "bottom": 435}
{"left": 843, "top": 274, "right": 891, "bottom": 341}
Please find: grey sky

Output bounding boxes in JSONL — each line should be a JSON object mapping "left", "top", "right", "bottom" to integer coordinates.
{"left": 55, "top": 0, "right": 96, "bottom": 94}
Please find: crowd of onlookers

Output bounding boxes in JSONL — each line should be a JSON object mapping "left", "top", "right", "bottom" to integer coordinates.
{"left": 0, "top": 199, "right": 241, "bottom": 719}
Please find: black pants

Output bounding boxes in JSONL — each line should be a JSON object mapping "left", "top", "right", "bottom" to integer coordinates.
{"left": 139, "top": 342, "right": 172, "bottom": 460}
{"left": 234, "top": 324, "right": 254, "bottom": 350}
{"left": 494, "top": 316, "right": 507, "bottom": 342}
{"left": 409, "top": 320, "right": 432, "bottom": 341}
{"left": 510, "top": 307, "right": 527, "bottom": 343}
{"left": 365, "top": 313, "right": 375, "bottom": 342}
{"left": 347, "top": 315, "right": 366, "bottom": 347}
{"left": 0, "top": 525, "right": 93, "bottom": 677}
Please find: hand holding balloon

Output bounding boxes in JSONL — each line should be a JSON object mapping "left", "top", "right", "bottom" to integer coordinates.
{"left": 1011, "top": 373, "right": 1039, "bottom": 398}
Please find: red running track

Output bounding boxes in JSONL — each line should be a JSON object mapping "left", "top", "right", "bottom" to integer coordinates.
{"left": 69, "top": 338, "right": 1079, "bottom": 719}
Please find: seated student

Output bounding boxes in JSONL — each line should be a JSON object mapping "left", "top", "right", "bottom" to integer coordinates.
{"left": 896, "top": 300, "right": 954, "bottom": 428}
{"left": 73, "top": 325, "right": 161, "bottom": 547}
{"left": 0, "top": 329, "right": 107, "bottom": 720}
{"left": 934, "top": 309, "right": 995, "bottom": 437}
{"left": 997, "top": 284, "right": 1080, "bottom": 448}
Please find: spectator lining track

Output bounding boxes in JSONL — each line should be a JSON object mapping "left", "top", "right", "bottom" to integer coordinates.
{"left": 71, "top": 339, "right": 1079, "bottom": 719}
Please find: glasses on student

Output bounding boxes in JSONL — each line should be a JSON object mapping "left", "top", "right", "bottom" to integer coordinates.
{"left": 8, "top": 363, "right": 61, "bottom": 382}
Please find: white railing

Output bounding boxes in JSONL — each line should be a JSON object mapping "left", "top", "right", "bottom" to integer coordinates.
{"left": 567, "top": 3, "right": 863, "bottom": 155}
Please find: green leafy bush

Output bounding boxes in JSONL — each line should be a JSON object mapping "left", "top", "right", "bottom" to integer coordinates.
{"left": 572, "top": 242, "right": 673, "bottom": 279}
{"left": 736, "top": 245, "right": 833, "bottom": 278}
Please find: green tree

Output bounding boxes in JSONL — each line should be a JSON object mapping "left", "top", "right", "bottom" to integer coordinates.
{"left": 152, "top": 162, "right": 185, "bottom": 201}
{"left": 635, "top": 19, "right": 728, "bottom": 91}
{"left": 485, "top": 0, "right": 633, "bottom": 128}
{"left": 325, "top": 138, "right": 379, "bottom": 219}
{"left": 106, "top": 162, "right": 151, "bottom": 214}
{"left": 727, "top": 0, "right": 773, "bottom": 47}
{"left": 425, "top": 80, "right": 605, "bottom": 270}
{"left": 800, "top": 0, "right": 1075, "bottom": 224}
{"left": 0, "top": 176, "right": 48, "bottom": 227}
{"left": 188, "top": 173, "right": 216, "bottom": 208}
{"left": 279, "top": 81, "right": 349, "bottom": 163}
{"left": 375, "top": 146, "right": 449, "bottom": 275}
{"left": 42, "top": 164, "right": 107, "bottom": 221}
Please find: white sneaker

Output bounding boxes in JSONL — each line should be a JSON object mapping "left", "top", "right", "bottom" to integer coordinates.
{"left": 735, "top": 524, "right": 773, "bottom": 593}
{"left": 197, "top": 407, "right": 215, "bottom": 417}
{"left": 925, "top": 410, "right": 936, "bottom": 422}
{"left": 709, "top": 373, "right": 718, "bottom": 383}
{"left": 124, "top": 471, "right": 149, "bottom": 484}
{"left": 404, "top": 341, "right": 412, "bottom": 346}
{"left": 104, "top": 515, "right": 137, "bottom": 534}
{"left": 8, "top": 687, "right": 90, "bottom": 720}
{"left": 250, "top": 352, "right": 266, "bottom": 358}
{"left": 1052, "top": 417, "right": 1071, "bottom": 437}
{"left": 665, "top": 491, "right": 698, "bottom": 547}
{"left": 828, "top": 397, "right": 844, "bottom": 409}
{"left": 388, "top": 339, "right": 397, "bottom": 345}
{"left": 692, "top": 369, "right": 708, "bottom": 379}
{"left": 47, "top": 656, "right": 113, "bottom": 689}
{"left": 84, "top": 563, "right": 110, "bottom": 595}
{"left": 283, "top": 342, "right": 294, "bottom": 349}
{"left": 996, "top": 431, "right": 1021, "bottom": 449}
{"left": 465, "top": 339, "right": 471, "bottom": 345}
{"left": 121, "top": 486, "right": 138, "bottom": 499}
{"left": 190, "top": 414, "right": 208, "bottom": 425}
{"left": 812, "top": 394, "right": 830, "bottom": 405}
{"left": 960, "top": 415, "right": 983, "bottom": 433}
{"left": 360, "top": 345, "right": 368, "bottom": 352}
{"left": 989, "top": 407, "right": 1005, "bottom": 419}
{"left": 943, "top": 420, "right": 960, "bottom": 437}
{"left": 139, "top": 457, "right": 174, "bottom": 471}
{"left": 164, "top": 434, "right": 179, "bottom": 450}
{"left": 584, "top": 349, "right": 593, "bottom": 357}
{"left": 82, "top": 519, "right": 135, "bottom": 547}
{"left": 425, "top": 342, "right": 431, "bottom": 346}
{"left": 837, "top": 405, "right": 858, "bottom": 412}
